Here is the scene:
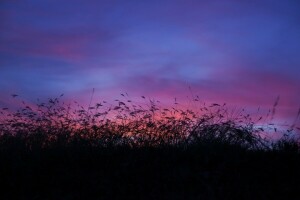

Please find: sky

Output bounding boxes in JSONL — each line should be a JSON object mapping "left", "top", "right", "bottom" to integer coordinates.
{"left": 1, "top": 0, "right": 300, "bottom": 128}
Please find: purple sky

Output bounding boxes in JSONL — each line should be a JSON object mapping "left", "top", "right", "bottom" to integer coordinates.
{"left": 1, "top": 0, "right": 300, "bottom": 127}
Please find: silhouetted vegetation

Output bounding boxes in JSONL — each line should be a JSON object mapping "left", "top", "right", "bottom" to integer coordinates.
{"left": 0, "top": 94, "right": 299, "bottom": 199}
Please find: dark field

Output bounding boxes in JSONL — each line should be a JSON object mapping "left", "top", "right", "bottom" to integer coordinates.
{"left": 0, "top": 96, "right": 299, "bottom": 199}
{"left": 1, "top": 141, "right": 300, "bottom": 200}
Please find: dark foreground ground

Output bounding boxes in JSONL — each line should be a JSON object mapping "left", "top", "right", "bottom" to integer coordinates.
{"left": 1, "top": 142, "right": 299, "bottom": 200}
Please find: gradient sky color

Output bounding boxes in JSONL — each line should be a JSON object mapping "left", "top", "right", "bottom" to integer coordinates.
{"left": 1, "top": 0, "right": 300, "bottom": 127}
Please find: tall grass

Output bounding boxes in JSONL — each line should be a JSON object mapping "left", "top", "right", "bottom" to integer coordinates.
{"left": 0, "top": 94, "right": 298, "bottom": 151}
{"left": 1, "top": 94, "right": 300, "bottom": 199}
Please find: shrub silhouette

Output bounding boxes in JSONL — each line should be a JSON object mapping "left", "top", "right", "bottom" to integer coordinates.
{"left": 0, "top": 95, "right": 275, "bottom": 149}
{"left": 0, "top": 94, "right": 299, "bottom": 200}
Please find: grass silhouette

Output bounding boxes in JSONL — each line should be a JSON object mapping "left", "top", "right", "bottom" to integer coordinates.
{"left": 0, "top": 94, "right": 299, "bottom": 199}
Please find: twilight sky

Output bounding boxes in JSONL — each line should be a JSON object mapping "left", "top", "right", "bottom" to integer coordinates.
{"left": 1, "top": 0, "right": 300, "bottom": 127}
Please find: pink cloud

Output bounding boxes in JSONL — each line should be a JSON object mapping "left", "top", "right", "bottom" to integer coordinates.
{"left": 0, "top": 23, "right": 120, "bottom": 63}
